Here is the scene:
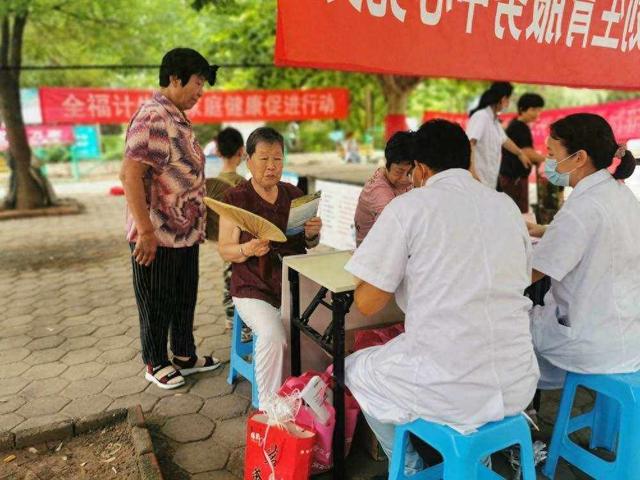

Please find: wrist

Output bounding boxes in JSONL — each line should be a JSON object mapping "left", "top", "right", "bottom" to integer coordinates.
{"left": 239, "top": 243, "right": 249, "bottom": 257}
{"left": 305, "top": 233, "right": 319, "bottom": 240}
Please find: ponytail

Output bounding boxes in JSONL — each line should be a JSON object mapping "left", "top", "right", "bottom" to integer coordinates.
{"left": 613, "top": 150, "right": 637, "bottom": 180}
{"left": 469, "top": 82, "right": 513, "bottom": 118}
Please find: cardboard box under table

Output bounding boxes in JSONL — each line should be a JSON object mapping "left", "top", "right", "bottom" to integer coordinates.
{"left": 282, "top": 250, "right": 403, "bottom": 475}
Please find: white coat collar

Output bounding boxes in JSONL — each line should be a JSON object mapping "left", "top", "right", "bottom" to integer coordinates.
{"left": 571, "top": 169, "right": 612, "bottom": 199}
{"left": 425, "top": 168, "right": 472, "bottom": 187}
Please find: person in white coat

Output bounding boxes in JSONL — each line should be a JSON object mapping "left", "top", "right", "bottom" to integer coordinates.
{"left": 344, "top": 119, "right": 540, "bottom": 475}
{"left": 467, "top": 82, "right": 532, "bottom": 189}
{"left": 528, "top": 113, "right": 640, "bottom": 389}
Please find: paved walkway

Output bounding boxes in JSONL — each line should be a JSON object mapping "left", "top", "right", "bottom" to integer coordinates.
{"left": 0, "top": 192, "right": 390, "bottom": 479}
{"left": 0, "top": 189, "right": 589, "bottom": 479}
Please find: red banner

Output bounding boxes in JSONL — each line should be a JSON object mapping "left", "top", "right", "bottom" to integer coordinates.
{"left": 39, "top": 87, "right": 349, "bottom": 124}
{"left": 503, "top": 98, "right": 640, "bottom": 149}
{"left": 424, "top": 98, "right": 640, "bottom": 150}
{"left": 0, "top": 125, "right": 75, "bottom": 151}
{"left": 276, "top": 1, "right": 640, "bottom": 90}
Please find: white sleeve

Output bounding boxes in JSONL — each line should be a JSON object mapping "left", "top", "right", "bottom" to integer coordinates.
{"left": 533, "top": 209, "right": 589, "bottom": 281}
{"left": 466, "top": 111, "right": 486, "bottom": 141}
{"left": 345, "top": 204, "right": 408, "bottom": 293}
{"left": 499, "top": 123, "right": 508, "bottom": 143}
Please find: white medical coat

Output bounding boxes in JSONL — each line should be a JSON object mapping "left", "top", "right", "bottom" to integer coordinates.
{"left": 467, "top": 106, "right": 508, "bottom": 189}
{"left": 345, "top": 169, "right": 539, "bottom": 432}
{"left": 532, "top": 169, "right": 640, "bottom": 374}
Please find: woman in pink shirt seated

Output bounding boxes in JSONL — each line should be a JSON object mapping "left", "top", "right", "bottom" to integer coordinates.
{"left": 354, "top": 131, "right": 414, "bottom": 247}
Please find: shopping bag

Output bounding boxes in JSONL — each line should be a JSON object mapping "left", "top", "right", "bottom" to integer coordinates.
{"left": 278, "top": 367, "right": 360, "bottom": 474}
{"left": 244, "top": 412, "right": 316, "bottom": 480}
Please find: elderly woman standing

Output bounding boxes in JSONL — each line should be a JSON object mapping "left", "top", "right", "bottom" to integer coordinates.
{"left": 120, "top": 48, "right": 221, "bottom": 389}
{"left": 218, "top": 127, "right": 322, "bottom": 405}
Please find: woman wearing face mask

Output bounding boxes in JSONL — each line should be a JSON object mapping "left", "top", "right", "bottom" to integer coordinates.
{"left": 528, "top": 113, "right": 640, "bottom": 389}
{"left": 467, "top": 82, "right": 532, "bottom": 189}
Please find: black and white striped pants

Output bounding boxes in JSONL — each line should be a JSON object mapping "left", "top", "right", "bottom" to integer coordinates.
{"left": 130, "top": 244, "right": 199, "bottom": 366}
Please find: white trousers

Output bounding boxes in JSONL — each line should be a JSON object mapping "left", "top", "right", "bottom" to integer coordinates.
{"left": 232, "top": 297, "right": 287, "bottom": 405}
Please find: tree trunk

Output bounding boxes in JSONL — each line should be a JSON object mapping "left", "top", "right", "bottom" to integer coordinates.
{"left": 0, "top": 74, "right": 46, "bottom": 209}
{"left": 0, "top": 12, "right": 52, "bottom": 210}
{"left": 377, "top": 74, "right": 422, "bottom": 139}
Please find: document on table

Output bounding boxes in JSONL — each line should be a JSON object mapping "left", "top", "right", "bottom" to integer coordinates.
{"left": 286, "top": 191, "right": 322, "bottom": 236}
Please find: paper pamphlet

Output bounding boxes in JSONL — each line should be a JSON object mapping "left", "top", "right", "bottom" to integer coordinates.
{"left": 286, "top": 191, "right": 322, "bottom": 236}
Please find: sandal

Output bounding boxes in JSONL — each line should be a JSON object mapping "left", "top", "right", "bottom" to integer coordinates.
{"left": 145, "top": 363, "right": 185, "bottom": 390}
{"left": 172, "top": 355, "right": 221, "bottom": 376}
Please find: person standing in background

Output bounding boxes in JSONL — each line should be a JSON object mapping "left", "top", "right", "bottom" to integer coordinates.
{"left": 467, "top": 82, "right": 531, "bottom": 189}
{"left": 499, "top": 93, "right": 546, "bottom": 213}
{"left": 205, "top": 127, "right": 248, "bottom": 334}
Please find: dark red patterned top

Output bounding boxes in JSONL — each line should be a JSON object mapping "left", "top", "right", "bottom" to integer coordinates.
{"left": 224, "top": 180, "right": 307, "bottom": 307}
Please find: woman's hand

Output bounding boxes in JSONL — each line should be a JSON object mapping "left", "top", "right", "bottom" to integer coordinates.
{"left": 243, "top": 238, "right": 270, "bottom": 257}
{"left": 526, "top": 221, "right": 547, "bottom": 238}
{"left": 133, "top": 231, "right": 158, "bottom": 266}
{"left": 304, "top": 217, "right": 322, "bottom": 239}
{"left": 518, "top": 150, "right": 532, "bottom": 169}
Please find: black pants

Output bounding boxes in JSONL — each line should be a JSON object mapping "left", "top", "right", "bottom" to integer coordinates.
{"left": 130, "top": 244, "right": 199, "bottom": 366}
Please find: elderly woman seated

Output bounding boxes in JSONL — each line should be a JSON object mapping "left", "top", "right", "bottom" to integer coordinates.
{"left": 354, "top": 131, "right": 414, "bottom": 247}
{"left": 217, "top": 127, "right": 322, "bottom": 405}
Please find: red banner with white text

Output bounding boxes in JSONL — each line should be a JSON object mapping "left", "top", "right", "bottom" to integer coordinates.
{"left": 0, "top": 125, "right": 75, "bottom": 151}
{"left": 39, "top": 87, "right": 350, "bottom": 124}
{"left": 276, "top": 1, "right": 640, "bottom": 90}
{"left": 424, "top": 98, "right": 640, "bottom": 150}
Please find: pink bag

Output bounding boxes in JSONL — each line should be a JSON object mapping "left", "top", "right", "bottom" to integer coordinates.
{"left": 352, "top": 322, "right": 404, "bottom": 352}
{"left": 278, "top": 367, "right": 360, "bottom": 474}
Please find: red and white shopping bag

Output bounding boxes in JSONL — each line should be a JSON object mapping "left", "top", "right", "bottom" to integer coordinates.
{"left": 244, "top": 412, "right": 316, "bottom": 480}
{"left": 278, "top": 367, "right": 360, "bottom": 474}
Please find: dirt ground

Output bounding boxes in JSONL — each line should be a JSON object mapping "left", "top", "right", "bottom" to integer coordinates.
{"left": 1, "top": 423, "right": 138, "bottom": 480}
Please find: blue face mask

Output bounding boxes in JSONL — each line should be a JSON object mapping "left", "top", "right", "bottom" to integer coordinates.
{"left": 544, "top": 152, "right": 578, "bottom": 187}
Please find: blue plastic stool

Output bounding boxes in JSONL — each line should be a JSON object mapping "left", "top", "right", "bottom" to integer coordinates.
{"left": 542, "top": 371, "right": 640, "bottom": 480}
{"left": 226, "top": 310, "right": 259, "bottom": 409}
{"left": 389, "top": 414, "right": 536, "bottom": 480}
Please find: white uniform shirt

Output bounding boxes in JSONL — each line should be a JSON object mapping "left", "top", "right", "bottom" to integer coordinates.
{"left": 345, "top": 169, "right": 539, "bottom": 432}
{"left": 532, "top": 169, "right": 640, "bottom": 374}
{"left": 467, "top": 106, "right": 508, "bottom": 188}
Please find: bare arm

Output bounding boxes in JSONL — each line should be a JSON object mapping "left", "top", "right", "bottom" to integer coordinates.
{"left": 120, "top": 158, "right": 157, "bottom": 266}
{"left": 469, "top": 139, "right": 480, "bottom": 181}
{"left": 526, "top": 221, "right": 547, "bottom": 238}
{"left": 217, "top": 216, "right": 269, "bottom": 263}
{"left": 353, "top": 280, "right": 394, "bottom": 316}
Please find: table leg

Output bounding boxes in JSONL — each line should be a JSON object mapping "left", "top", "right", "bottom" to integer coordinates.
{"left": 332, "top": 292, "right": 349, "bottom": 480}
{"left": 289, "top": 268, "right": 301, "bottom": 376}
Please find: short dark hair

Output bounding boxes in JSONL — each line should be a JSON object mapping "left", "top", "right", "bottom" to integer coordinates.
{"left": 414, "top": 119, "right": 471, "bottom": 172}
{"left": 159, "top": 48, "right": 218, "bottom": 87}
{"left": 385, "top": 131, "right": 415, "bottom": 170}
{"left": 518, "top": 93, "right": 545, "bottom": 114}
{"left": 550, "top": 113, "right": 636, "bottom": 180}
{"left": 246, "top": 127, "right": 284, "bottom": 156}
{"left": 216, "top": 127, "right": 244, "bottom": 158}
